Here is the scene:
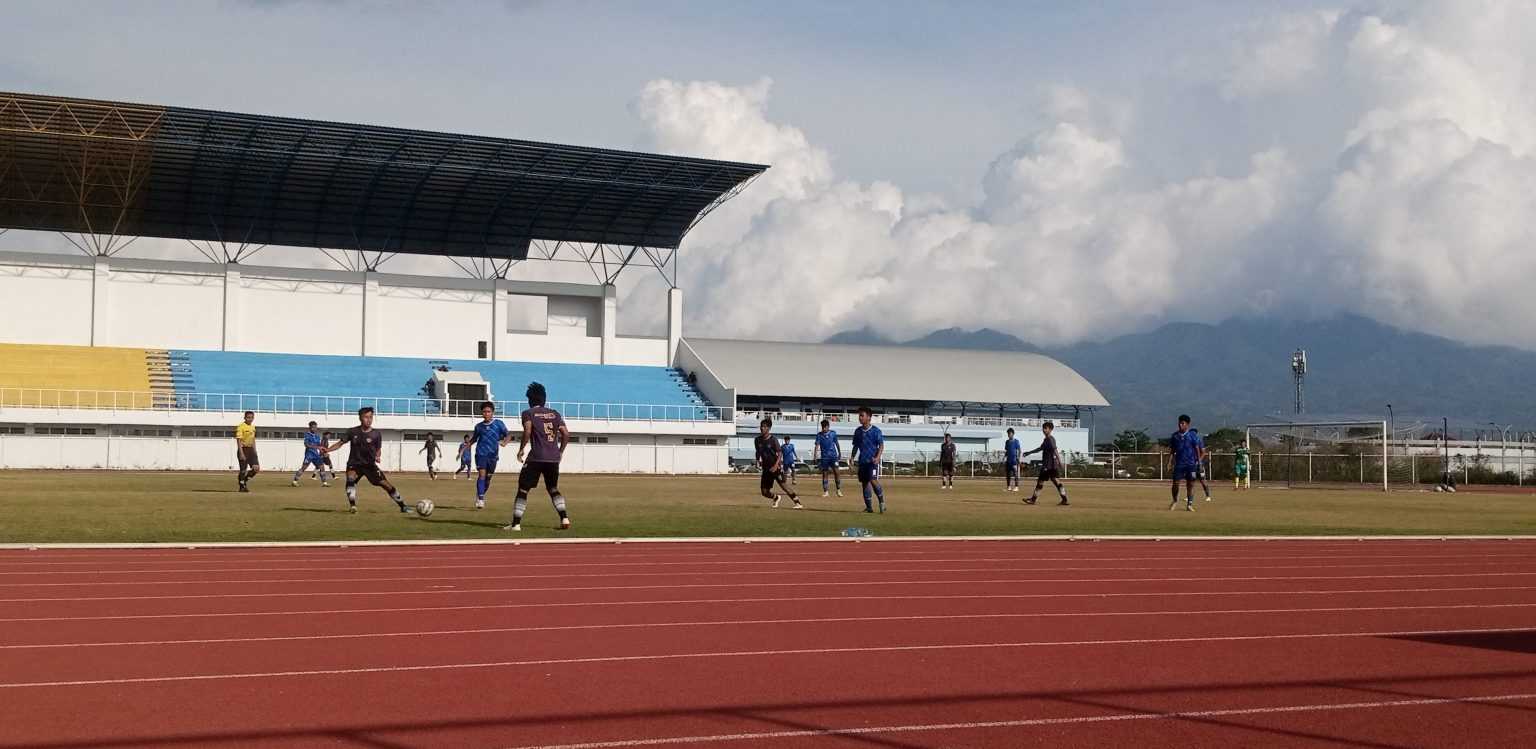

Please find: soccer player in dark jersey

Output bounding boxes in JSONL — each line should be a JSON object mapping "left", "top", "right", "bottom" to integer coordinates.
{"left": 1168, "top": 414, "right": 1205, "bottom": 511}
{"left": 322, "top": 406, "right": 411, "bottom": 515}
{"left": 813, "top": 419, "right": 843, "bottom": 497}
{"left": 939, "top": 433, "right": 958, "bottom": 490}
{"left": 454, "top": 434, "right": 473, "bottom": 479}
{"left": 472, "top": 402, "right": 514, "bottom": 509}
{"left": 851, "top": 406, "right": 886, "bottom": 513}
{"left": 755, "top": 418, "right": 801, "bottom": 509}
{"left": 418, "top": 434, "right": 443, "bottom": 480}
{"left": 1020, "top": 421, "right": 1069, "bottom": 506}
{"left": 508, "top": 382, "right": 572, "bottom": 531}
{"left": 1003, "top": 428, "right": 1022, "bottom": 492}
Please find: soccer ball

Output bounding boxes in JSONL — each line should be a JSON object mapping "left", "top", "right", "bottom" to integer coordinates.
{"left": 415, "top": 499, "right": 435, "bottom": 517}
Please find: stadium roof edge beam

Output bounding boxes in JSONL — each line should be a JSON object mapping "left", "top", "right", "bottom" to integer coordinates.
{"left": 0, "top": 91, "right": 767, "bottom": 257}
{"left": 685, "top": 338, "right": 1110, "bottom": 409}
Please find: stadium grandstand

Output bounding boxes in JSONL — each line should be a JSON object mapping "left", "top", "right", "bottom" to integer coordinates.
{"left": 682, "top": 339, "right": 1108, "bottom": 471}
{"left": 0, "top": 91, "right": 1109, "bottom": 475}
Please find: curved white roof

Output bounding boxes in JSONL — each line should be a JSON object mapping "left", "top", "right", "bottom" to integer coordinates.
{"left": 687, "top": 338, "right": 1108, "bottom": 407}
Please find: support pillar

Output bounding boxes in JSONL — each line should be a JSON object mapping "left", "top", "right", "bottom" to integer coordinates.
{"left": 90, "top": 256, "right": 111, "bottom": 346}
{"left": 491, "top": 280, "right": 510, "bottom": 360}
{"left": 361, "top": 272, "right": 381, "bottom": 356}
{"left": 221, "top": 265, "right": 241, "bottom": 351}
{"left": 666, "top": 287, "right": 683, "bottom": 367}
{"left": 599, "top": 283, "right": 618, "bottom": 364}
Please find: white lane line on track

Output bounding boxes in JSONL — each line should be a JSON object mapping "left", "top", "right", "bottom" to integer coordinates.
{"left": 4, "top": 560, "right": 1527, "bottom": 588}
{"left": 1, "top": 626, "right": 1531, "bottom": 690}
{"left": 7, "top": 571, "right": 1536, "bottom": 604}
{"left": 500, "top": 693, "right": 1536, "bottom": 749}
{"left": 2, "top": 541, "right": 1529, "bottom": 565}
{"left": 5, "top": 584, "right": 1533, "bottom": 624}
{"left": 5, "top": 552, "right": 1534, "bottom": 575}
{"left": 4, "top": 603, "right": 1535, "bottom": 650}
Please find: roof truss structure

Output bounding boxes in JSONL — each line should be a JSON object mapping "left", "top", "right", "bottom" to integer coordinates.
{"left": 0, "top": 92, "right": 765, "bottom": 282}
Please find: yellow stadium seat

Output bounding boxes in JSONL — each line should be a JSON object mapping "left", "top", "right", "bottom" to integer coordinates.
{"left": 0, "top": 343, "right": 155, "bottom": 409}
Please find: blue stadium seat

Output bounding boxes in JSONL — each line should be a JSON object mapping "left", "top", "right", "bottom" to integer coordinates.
{"left": 170, "top": 350, "right": 717, "bottom": 420}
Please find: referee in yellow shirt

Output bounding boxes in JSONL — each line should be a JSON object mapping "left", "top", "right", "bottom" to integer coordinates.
{"left": 235, "top": 410, "right": 260, "bottom": 492}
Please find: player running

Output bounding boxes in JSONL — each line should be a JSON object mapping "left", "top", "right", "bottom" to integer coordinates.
{"left": 472, "top": 402, "right": 513, "bottom": 509}
{"left": 419, "top": 433, "right": 443, "bottom": 480}
{"left": 755, "top": 419, "right": 802, "bottom": 509}
{"left": 291, "top": 421, "right": 331, "bottom": 487}
{"left": 939, "top": 433, "right": 957, "bottom": 490}
{"left": 1169, "top": 414, "right": 1206, "bottom": 511}
{"left": 1003, "top": 428, "right": 1022, "bottom": 492}
{"left": 454, "top": 434, "right": 472, "bottom": 479}
{"left": 813, "top": 419, "right": 843, "bottom": 497}
{"left": 322, "top": 406, "right": 412, "bottom": 514}
{"left": 1234, "top": 443, "right": 1251, "bottom": 490}
{"left": 781, "top": 436, "right": 799, "bottom": 486}
{"left": 1020, "top": 421, "right": 1069, "bottom": 506}
{"left": 234, "top": 410, "right": 259, "bottom": 492}
{"left": 851, "top": 407, "right": 886, "bottom": 513}
{"left": 506, "top": 382, "right": 572, "bottom": 531}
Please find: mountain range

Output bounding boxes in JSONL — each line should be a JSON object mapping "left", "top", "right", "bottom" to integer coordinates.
{"left": 826, "top": 316, "right": 1536, "bottom": 440}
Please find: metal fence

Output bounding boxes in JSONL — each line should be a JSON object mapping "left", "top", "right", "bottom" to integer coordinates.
{"left": 0, "top": 387, "right": 731, "bottom": 423}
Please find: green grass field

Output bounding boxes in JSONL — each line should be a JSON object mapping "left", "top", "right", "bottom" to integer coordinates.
{"left": 1, "top": 470, "right": 1532, "bottom": 543}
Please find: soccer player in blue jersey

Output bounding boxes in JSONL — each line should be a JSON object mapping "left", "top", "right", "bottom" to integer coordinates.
{"left": 291, "top": 421, "right": 331, "bottom": 487}
{"left": 472, "top": 401, "right": 514, "bottom": 510}
{"left": 781, "top": 436, "right": 799, "bottom": 486}
{"left": 1021, "top": 421, "right": 1069, "bottom": 506}
{"left": 1003, "top": 428, "right": 1022, "bottom": 492}
{"left": 1169, "top": 414, "right": 1207, "bottom": 511}
{"left": 454, "top": 434, "right": 472, "bottom": 479}
{"left": 851, "top": 406, "right": 886, "bottom": 513}
{"left": 813, "top": 419, "right": 843, "bottom": 497}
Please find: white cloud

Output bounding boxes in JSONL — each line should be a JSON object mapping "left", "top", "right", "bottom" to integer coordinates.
{"left": 635, "top": 1, "right": 1536, "bottom": 349}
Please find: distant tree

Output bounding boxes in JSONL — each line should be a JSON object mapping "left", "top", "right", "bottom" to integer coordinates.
{"left": 1111, "top": 429, "right": 1152, "bottom": 452}
{"left": 1203, "top": 428, "right": 1247, "bottom": 450}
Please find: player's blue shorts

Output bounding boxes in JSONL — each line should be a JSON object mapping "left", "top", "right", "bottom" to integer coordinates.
{"left": 857, "top": 462, "right": 880, "bottom": 484}
{"left": 476, "top": 454, "right": 499, "bottom": 474}
{"left": 302, "top": 452, "right": 324, "bottom": 466}
{"left": 1173, "top": 465, "right": 1203, "bottom": 482}
{"left": 1006, "top": 461, "right": 1020, "bottom": 476}
{"left": 819, "top": 457, "right": 839, "bottom": 471}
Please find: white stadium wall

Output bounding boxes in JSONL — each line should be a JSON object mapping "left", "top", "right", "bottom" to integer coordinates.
{"left": 0, "top": 258, "right": 93, "bottom": 345}
{"left": 0, "top": 251, "right": 674, "bottom": 366}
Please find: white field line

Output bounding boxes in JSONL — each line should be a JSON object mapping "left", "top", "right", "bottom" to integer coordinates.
{"left": 1, "top": 625, "right": 1531, "bottom": 690}
{"left": 3, "top": 602, "right": 1534, "bottom": 650}
{"left": 3, "top": 584, "right": 1533, "bottom": 624}
{"left": 2, "top": 534, "right": 1534, "bottom": 551}
{"left": 503, "top": 693, "right": 1536, "bottom": 749}
{"left": 6, "top": 571, "right": 1536, "bottom": 604}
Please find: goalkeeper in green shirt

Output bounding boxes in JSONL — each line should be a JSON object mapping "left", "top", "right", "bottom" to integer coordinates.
{"left": 1234, "top": 445, "right": 1251, "bottom": 490}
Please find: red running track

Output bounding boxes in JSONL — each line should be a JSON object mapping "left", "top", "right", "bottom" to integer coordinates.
{"left": 1, "top": 539, "right": 1535, "bottom": 748}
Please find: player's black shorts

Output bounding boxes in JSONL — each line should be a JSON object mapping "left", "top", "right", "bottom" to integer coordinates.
{"left": 857, "top": 463, "right": 880, "bottom": 484}
{"left": 519, "top": 461, "right": 561, "bottom": 492}
{"left": 349, "top": 463, "right": 388, "bottom": 486}
{"left": 760, "top": 468, "right": 783, "bottom": 493}
{"left": 1036, "top": 467, "right": 1061, "bottom": 482}
{"left": 236, "top": 446, "right": 259, "bottom": 468}
{"left": 940, "top": 462, "right": 955, "bottom": 475}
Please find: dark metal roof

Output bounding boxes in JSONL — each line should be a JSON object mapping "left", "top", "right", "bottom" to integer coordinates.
{"left": 0, "top": 92, "right": 766, "bottom": 257}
